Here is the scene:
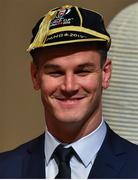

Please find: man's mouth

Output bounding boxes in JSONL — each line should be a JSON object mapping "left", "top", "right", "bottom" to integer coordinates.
{"left": 56, "top": 96, "right": 85, "bottom": 101}
{"left": 53, "top": 95, "right": 87, "bottom": 107}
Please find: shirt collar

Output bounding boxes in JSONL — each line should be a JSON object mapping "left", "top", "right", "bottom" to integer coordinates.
{"left": 45, "top": 131, "right": 60, "bottom": 165}
{"left": 45, "top": 120, "right": 107, "bottom": 167}
{"left": 69, "top": 120, "right": 107, "bottom": 167}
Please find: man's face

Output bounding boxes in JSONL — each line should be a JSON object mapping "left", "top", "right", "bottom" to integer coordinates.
{"left": 31, "top": 45, "right": 111, "bottom": 131}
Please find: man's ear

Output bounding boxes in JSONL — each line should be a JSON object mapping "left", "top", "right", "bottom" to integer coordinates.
{"left": 102, "top": 59, "right": 112, "bottom": 89}
{"left": 30, "top": 62, "right": 40, "bottom": 90}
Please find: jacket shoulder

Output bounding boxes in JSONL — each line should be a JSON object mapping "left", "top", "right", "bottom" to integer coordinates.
{"left": 0, "top": 133, "right": 45, "bottom": 178}
{"left": 107, "top": 125, "right": 138, "bottom": 153}
{"left": 0, "top": 133, "right": 45, "bottom": 157}
{"left": 107, "top": 125, "right": 138, "bottom": 177}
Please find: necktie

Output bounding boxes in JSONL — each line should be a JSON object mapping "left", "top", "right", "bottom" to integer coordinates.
{"left": 53, "top": 144, "right": 74, "bottom": 179}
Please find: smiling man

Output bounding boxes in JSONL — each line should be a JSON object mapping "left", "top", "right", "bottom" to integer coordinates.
{"left": 0, "top": 4, "right": 138, "bottom": 179}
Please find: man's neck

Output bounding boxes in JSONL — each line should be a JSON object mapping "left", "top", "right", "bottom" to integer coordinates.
{"left": 46, "top": 110, "right": 102, "bottom": 143}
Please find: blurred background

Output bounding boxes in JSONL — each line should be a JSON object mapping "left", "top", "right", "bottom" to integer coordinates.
{"left": 0, "top": 0, "right": 137, "bottom": 152}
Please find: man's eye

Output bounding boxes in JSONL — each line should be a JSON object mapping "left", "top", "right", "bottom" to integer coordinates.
{"left": 47, "top": 72, "right": 63, "bottom": 77}
{"left": 76, "top": 70, "right": 91, "bottom": 76}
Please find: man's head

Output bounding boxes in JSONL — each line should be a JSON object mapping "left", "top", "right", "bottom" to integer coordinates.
{"left": 28, "top": 5, "right": 112, "bottom": 141}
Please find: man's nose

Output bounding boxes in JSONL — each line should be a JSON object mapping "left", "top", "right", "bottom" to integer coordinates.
{"left": 60, "top": 73, "right": 79, "bottom": 93}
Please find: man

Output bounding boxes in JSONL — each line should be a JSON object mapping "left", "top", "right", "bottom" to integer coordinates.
{"left": 0, "top": 4, "right": 138, "bottom": 178}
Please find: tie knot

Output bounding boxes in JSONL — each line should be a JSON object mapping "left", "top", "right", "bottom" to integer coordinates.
{"left": 53, "top": 144, "right": 74, "bottom": 164}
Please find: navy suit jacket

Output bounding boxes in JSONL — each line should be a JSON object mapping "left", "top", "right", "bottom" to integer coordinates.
{"left": 0, "top": 124, "right": 138, "bottom": 178}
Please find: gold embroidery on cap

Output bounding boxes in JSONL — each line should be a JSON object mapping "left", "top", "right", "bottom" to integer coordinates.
{"left": 27, "top": 5, "right": 73, "bottom": 52}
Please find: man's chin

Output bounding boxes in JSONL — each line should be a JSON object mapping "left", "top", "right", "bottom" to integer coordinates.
{"left": 54, "top": 113, "right": 83, "bottom": 124}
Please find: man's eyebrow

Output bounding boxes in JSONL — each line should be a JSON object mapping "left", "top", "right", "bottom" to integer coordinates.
{"left": 77, "top": 62, "right": 96, "bottom": 69}
{"left": 42, "top": 62, "right": 96, "bottom": 70}
{"left": 43, "top": 64, "right": 61, "bottom": 69}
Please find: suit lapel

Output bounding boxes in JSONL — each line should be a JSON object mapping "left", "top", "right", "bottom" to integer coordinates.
{"left": 22, "top": 134, "right": 45, "bottom": 178}
{"left": 88, "top": 125, "right": 126, "bottom": 178}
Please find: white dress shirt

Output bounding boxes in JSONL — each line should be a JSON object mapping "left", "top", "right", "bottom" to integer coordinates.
{"left": 45, "top": 120, "right": 107, "bottom": 179}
